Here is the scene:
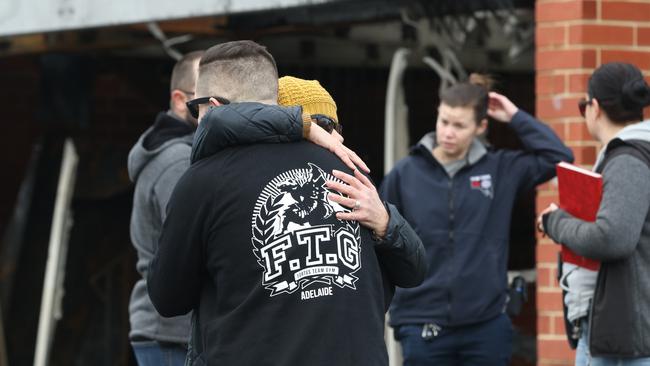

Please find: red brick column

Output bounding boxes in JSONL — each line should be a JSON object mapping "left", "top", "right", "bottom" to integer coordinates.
{"left": 535, "top": 0, "right": 650, "bottom": 364}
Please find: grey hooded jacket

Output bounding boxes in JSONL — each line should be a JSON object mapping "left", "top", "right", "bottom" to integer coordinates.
{"left": 128, "top": 112, "right": 194, "bottom": 343}
{"left": 547, "top": 121, "right": 650, "bottom": 357}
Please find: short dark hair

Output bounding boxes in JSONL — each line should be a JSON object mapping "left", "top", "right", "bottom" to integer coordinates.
{"left": 196, "top": 40, "right": 278, "bottom": 103}
{"left": 170, "top": 50, "right": 204, "bottom": 93}
{"left": 589, "top": 62, "right": 650, "bottom": 124}
{"left": 439, "top": 73, "right": 494, "bottom": 124}
{"left": 200, "top": 40, "right": 277, "bottom": 71}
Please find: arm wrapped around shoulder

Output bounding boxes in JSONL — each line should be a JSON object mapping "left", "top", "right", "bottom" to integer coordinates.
{"left": 546, "top": 155, "right": 650, "bottom": 261}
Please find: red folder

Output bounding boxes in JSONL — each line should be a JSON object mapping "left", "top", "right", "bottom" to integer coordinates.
{"left": 555, "top": 162, "right": 601, "bottom": 271}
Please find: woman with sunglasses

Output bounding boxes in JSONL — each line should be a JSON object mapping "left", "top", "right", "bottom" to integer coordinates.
{"left": 538, "top": 62, "right": 650, "bottom": 366}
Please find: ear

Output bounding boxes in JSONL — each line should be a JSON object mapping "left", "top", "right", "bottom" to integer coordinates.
{"left": 170, "top": 90, "right": 187, "bottom": 107}
{"left": 591, "top": 98, "right": 602, "bottom": 119}
{"left": 476, "top": 118, "right": 488, "bottom": 135}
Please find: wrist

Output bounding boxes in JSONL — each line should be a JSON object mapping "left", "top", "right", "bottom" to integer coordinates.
{"left": 371, "top": 210, "right": 390, "bottom": 240}
{"left": 507, "top": 108, "right": 521, "bottom": 123}
{"left": 371, "top": 228, "right": 387, "bottom": 242}
{"left": 302, "top": 112, "right": 312, "bottom": 139}
{"left": 542, "top": 212, "right": 551, "bottom": 233}
{"left": 509, "top": 108, "right": 519, "bottom": 121}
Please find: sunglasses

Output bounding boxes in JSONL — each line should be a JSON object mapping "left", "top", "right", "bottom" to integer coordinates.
{"left": 186, "top": 96, "right": 231, "bottom": 119}
{"left": 578, "top": 98, "right": 592, "bottom": 118}
{"left": 311, "top": 114, "right": 343, "bottom": 135}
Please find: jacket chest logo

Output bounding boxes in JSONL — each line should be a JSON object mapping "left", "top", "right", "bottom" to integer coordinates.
{"left": 251, "top": 163, "right": 362, "bottom": 300}
{"left": 469, "top": 174, "right": 493, "bottom": 199}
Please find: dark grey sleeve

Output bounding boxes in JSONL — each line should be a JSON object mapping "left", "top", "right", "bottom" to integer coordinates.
{"left": 374, "top": 203, "right": 428, "bottom": 288}
{"left": 546, "top": 155, "right": 650, "bottom": 261}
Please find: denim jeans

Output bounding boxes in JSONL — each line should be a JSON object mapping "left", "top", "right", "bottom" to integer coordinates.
{"left": 394, "top": 313, "right": 513, "bottom": 366}
{"left": 131, "top": 341, "right": 187, "bottom": 366}
{"left": 575, "top": 318, "right": 590, "bottom": 366}
{"left": 575, "top": 318, "right": 650, "bottom": 366}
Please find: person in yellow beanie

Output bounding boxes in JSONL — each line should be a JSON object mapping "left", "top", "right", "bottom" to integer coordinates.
{"left": 276, "top": 77, "right": 426, "bottom": 282}
{"left": 278, "top": 75, "right": 342, "bottom": 140}
{"left": 277, "top": 76, "right": 389, "bottom": 229}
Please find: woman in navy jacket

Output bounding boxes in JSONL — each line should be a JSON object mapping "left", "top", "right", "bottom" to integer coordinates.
{"left": 379, "top": 74, "right": 574, "bottom": 366}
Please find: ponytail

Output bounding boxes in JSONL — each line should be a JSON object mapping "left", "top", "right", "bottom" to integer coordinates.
{"left": 589, "top": 62, "right": 650, "bottom": 124}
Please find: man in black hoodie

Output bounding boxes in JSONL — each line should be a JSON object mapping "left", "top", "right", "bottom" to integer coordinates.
{"left": 127, "top": 50, "right": 203, "bottom": 365}
{"left": 148, "top": 40, "right": 426, "bottom": 366}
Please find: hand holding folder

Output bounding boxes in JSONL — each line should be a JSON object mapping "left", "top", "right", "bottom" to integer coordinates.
{"left": 555, "top": 162, "right": 602, "bottom": 271}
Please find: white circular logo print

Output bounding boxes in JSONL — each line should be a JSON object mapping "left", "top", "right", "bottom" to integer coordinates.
{"left": 251, "top": 163, "right": 362, "bottom": 298}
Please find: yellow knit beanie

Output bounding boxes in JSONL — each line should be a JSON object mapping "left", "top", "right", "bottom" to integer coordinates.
{"left": 278, "top": 76, "right": 338, "bottom": 123}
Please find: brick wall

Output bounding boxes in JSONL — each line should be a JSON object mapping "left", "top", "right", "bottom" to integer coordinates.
{"left": 535, "top": 0, "right": 650, "bottom": 364}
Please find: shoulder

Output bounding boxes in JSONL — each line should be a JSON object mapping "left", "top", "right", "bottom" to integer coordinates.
{"left": 601, "top": 154, "right": 650, "bottom": 200}
{"left": 602, "top": 153, "right": 650, "bottom": 177}
{"left": 599, "top": 155, "right": 650, "bottom": 216}
{"left": 603, "top": 139, "right": 650, "bottom": 170}
{"left": 486, "top": 147, "right": 521, "bottom": 160}
{"left": 152, "top": 143, "right": 191, "bottom": 178}
{"left": 383, "top": 156, "right": 419, "bottom": 183}
{"left": 143, "top": 137, "right": 192, "bottom": 173}
{"left": 394, "top": 153, "right": 425, "bottom": 171}
{"left": 464, "top": 146, "right": 513, "bottom": 167}
{"left": 166, "top": 155, "right": 226, "bottom": 208}
{"left": 158, "top": 139, "right": 192, "bottom": 160}
{"left": 185, "top": 148, "right": 232, "bottom": 180}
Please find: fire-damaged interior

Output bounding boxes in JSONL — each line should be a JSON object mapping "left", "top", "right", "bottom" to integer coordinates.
{"left": 0, "top": 0, "right": 538, "bottom": 365}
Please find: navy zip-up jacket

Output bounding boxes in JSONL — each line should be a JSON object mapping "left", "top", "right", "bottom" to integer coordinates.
{"left": 380, "top": 110, "right": 573, "bottom": 327}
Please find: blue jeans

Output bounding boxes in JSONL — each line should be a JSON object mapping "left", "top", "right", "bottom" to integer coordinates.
{"left": 394, "top": 313, "right": 513, "bottom": 366}
{"left": 575, "top": 318, "right": 590, "bottom": 366}
{"left": 131, "top": 341, "right": 187, "bottom": 366}
{"left": 575, "top": 318, "right": 650, "bottom": 366}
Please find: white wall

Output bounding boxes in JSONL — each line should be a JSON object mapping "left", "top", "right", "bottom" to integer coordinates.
{"left": 0, "top": 0, "right": 328, "bottom": 37}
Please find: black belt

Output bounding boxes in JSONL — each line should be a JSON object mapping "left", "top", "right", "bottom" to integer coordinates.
{"left": 130, "top": 337, "right": 188, "bottom": 350}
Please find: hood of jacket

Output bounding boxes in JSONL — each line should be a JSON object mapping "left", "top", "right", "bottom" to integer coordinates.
{"left": 191, "top": 102, "right": 303, "bottom": 164}
{"left": 595, "top": 119, "right": 650, "bottom": 168}
{"left": 413, "top": 131, "right": 488, "bottom": 166}
{"left": 128, "top": 111, "right": 195, "bottom": 182}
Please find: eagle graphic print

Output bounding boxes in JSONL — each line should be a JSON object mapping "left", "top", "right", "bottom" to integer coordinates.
{"left": 251, "top": 163, "right": 362, "bottom": 300}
